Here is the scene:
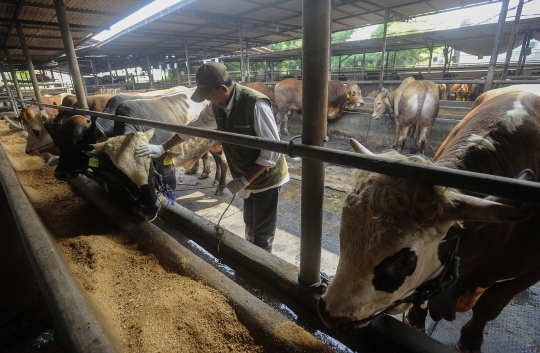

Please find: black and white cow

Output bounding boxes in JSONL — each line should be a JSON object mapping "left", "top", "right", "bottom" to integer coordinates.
{"left": 54, "top": 92, "right": 227, "bottom": 221}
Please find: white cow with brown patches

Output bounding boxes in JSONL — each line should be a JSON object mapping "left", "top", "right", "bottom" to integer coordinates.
{"left": 318, "top": 90, "right": 540, "bottom": 353}
{"left": 371, "top": 77, "right": 439, "bottom": 154}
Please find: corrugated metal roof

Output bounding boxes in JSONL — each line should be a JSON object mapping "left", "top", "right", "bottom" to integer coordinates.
{"left": 85, "top": 0, "right": 505, "bottom": 61}
{"left": 0, "top": 0, "right": 153, "bottom": 67}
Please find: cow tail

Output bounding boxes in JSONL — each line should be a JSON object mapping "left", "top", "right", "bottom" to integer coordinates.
{"left": 415, "top": 88, "right": 427, "bottom": 137}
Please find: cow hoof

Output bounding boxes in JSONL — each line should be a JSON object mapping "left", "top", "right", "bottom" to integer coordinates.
{"left": 185, "top": 170, "right": 196, "bottom": 175}
{"left": 456, "top": 342, "right": 481, "bottom": 353}
{"left": 215, "top": 185, "right": 225, "bottom": 196}
{"left": 281, "top": 131, "right": 290, "bottom": 136}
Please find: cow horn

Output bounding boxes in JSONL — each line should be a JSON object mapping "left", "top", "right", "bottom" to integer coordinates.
{"left": 448, "top": 193, "right": 535, "bottom": 223}
{"left": 89, "top": 142, "right": 105, "bottom": 151}
{"left": 350, "top": 138, "right": 374, "bottom": 155}
{"left": 144, "top": 129, "right": 155, "bottom": 140}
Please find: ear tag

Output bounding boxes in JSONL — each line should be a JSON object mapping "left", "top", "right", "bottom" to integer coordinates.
{"left": 88, "top": 156, "right": 99, "bottom": 167}
{"left": 471, "top": 84, "right": 477, "bottom": 87}
{"left": 163, "top": 156, "right": 173, "bottom": 166}
{"left": 347, "top": 93, "right": 350, "bottom": 99}
{"left": 450, "top": 93, "right": 455, "bottom": 96}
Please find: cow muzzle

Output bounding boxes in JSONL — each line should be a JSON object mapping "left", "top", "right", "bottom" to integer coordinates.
{"left": 317, "top": 298, "right": 368, "bottom": 332}
{"left": 54, "top": 169, "right": 80, "bottom": 181}
{"left": 137, "top": 200, "right": 161, "bottom": 222}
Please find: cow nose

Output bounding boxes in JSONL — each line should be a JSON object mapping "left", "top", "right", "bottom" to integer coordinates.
{"left": 32, "top": 129, "right": 39, "bottom": 136}
{"left": 137, "top": 200, "right": 161, "bottom": 222}
{"left": 360, "top": 102, "right": 365, "bottom": 106}
{"left": 54, "top": 170, "right": 78, "bottom": 181}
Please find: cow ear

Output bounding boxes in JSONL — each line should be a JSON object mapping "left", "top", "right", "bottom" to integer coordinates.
{"left": 350, "top": 138, "right": 374, "bottom": 155}
{"left": 94, "top": 128, "right": 108, "bottom": 143}
{"left": 144, "top": 129, "right": 155, "bottom": 140}
{"left": 448, "top": 194, "right": 534, "bottom": 223}
{"left": 381, "top": 88, "right": 389, "bottom": 97}
{"left": 90, "top": 142, "right": 106, "bottom": 152}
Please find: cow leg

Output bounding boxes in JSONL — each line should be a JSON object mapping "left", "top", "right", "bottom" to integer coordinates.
{"left": 209, "top": 150, "right": 228, "bottom": 196}
{"left": 397, "top": 126, "right": 410, "bottom": 154}
{"left": 406, "top": 305, "right": 428, "bottom": 332}
{"left": 417, "top": 127, "right": 430, "bottom": 154}
{"left": 391, "top": 117, "right": 400, "bottom": 149}
{"left": 457, "top": 272, "right": 540, "bottom": 353}
{"left": 408, "top": 125, "right": 418, "bottom": 154}
{"left": 282, "top": 112, "right": 291, "bottom": 136}
{"left": 185, "top": 157, "right": 200, "bottom": 175}
{"left": 199, "top": 152, "right": 211, "bottom": 180}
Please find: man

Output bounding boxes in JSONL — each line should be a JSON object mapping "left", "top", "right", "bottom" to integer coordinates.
{"left": 136, "top": 62, "right": 289, "bottom": 252}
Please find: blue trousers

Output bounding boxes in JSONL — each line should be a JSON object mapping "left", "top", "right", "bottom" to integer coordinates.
{"left": 243, "top": 186, "right": 280, "bottom": 250}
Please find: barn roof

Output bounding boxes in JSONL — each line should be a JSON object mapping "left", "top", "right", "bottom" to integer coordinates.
{"left": 0, "top": 0, "right": 507, "bottom": 73}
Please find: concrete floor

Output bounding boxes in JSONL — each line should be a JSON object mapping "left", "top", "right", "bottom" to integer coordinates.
{"left": 173, "top": 135, "right": 540, "bottom": 353}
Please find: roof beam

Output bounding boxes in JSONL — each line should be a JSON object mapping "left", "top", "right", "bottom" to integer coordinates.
{"left": 0, "top": 17, "right": 107, "bottom": 31}
{"left": 2, "top": 0, "right": 26, "bottom": 47}
{"left": 17, "top": 2, "right": 117, "bottom": 17}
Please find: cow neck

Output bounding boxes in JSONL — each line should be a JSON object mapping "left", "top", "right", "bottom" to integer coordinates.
{"left": 346, "top": 234, "right": 462, "bottom": 327}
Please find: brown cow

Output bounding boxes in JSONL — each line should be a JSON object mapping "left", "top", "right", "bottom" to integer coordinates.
{"left": 343, "top": 80, "right": 364, "bottom": 111}
{"left": 472, "top": 84, "right": 540, "bottom": 109}
{"left": 274, "top": 78, "right": 364, "bottom": 135}
{"left": 318, "top": 90, "right": 540, "bottom": 353}
{"left": 371, "top": 77, "right": 439, "bottom": 154}
{"left": 437, "top": 84, "right": 446, "bottom": 100}
{"left": 29, "top": 93, "right": 74, "bottom": 117}
{"left": 239, "top": 81, "right": 276, "bottom": 112}
{"left": 449, "top": 84, "right": 469, "bottom": 101}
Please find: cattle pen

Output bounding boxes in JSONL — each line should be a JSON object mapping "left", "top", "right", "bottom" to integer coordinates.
{"left": 1, "top": 0, "right": 540, "bottom": 352}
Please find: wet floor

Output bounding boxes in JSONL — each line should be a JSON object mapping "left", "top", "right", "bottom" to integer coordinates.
{"left": 172, "top": 135, "right": 539, "bottom": 353}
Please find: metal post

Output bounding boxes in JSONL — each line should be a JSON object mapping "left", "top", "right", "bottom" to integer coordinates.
{"left": 53, "top": 0, "right": 88, "bottom": 110}
{"left": 518, "top": 33, "right": 532, "bottom": 76}
{"left": 89, "top": 59, "right": 99, "bottom": 91}
{"left": 426, "top": 41, "right": 434, "bottom": 79}
{"left": 362, "top": 52, "right": 365, "bottom": 81}
{"left": 239, "top": 21, "right": 245, "bottom": 82}
{"left": 246, "top": 40, "right": 250, "bottom": 83}
{"left": 3, "top": 49, "right": 25, "bottom": 108}
{"left": 485, "top": 0, "right": 510, "bottom": 91}
{"left": 15, "top": 24, "right": 43, "bottom": 108}
{"left": 146, "top": 54, "right": 154, "bottom": 89}
{"left": 107, "top": 61, "right": 115, "bottom": 88}
{"left": 1, "top": 70, "right": 18, "bottom": 114}
{"left": 501, "top": 0, "right": 524, "bottom": 81}
{"left": 185, "top": 39, "right": 191, "bottom": 86}
{"left": 299, "top": 0, "right": 330, "bottom": 287}
{"left": 379, "top": 9, "right": 389, "bottom": 91}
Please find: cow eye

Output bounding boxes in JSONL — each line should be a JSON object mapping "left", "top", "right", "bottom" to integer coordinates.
{"left": 352, "top": 91, "right": 356, "bottom": 96}
{"left": 395, "top": 258, "right": 415, "bottom": 269}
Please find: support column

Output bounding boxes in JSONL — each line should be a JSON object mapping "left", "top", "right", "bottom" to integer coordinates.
{"left": 299, "top": 0, "right": 330, "bottom": 287}
{"left": 501, "top": 0, "right": 524, "bottom": 81}
{"left": 485, "top": 0, "right": 510, "bottom": 91}
{"left": 426, "top": 40, "right": 434, "bottom": 79}
{"left": 90, "top": 59, "right": 99, "bottom": 90}
{"left": 246, "top": 40, "right": 250, "bottom": 83}
{"left": 15, "top": 24, "right": 43, "bottom": 109}
{"left": 53, "top": 0, "right": 88, "bottom": 110}
{"left": 239, "top": 21, "right": 245, "bottom": 82}
{"left": 3, "top": 49, "right": 25, "bottom": 108}
{"left": 107, "top": 61, "right": 115, "bottom": 88}
{"left": 146, "top": 54, "right": 154, "bottom": 88}
{"left": 378, "top": 9, "right": 389, "bottom": 91}
{"left": 1, "top": 70, "right": 18, "bottom": 114}
{"left": 185, "top": 39, "right": 191, "bottom": 86}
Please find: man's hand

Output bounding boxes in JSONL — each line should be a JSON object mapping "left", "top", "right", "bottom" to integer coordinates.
{"left": 135, "top": 144, "right": 164, "bottom": 158}
{"left": 225, "top": 176, "right": 250, "bottom": 194}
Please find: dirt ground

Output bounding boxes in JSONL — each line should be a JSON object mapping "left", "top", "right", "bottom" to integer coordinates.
{"left": 0, "top": 120, "right": 326, "bottom": 352}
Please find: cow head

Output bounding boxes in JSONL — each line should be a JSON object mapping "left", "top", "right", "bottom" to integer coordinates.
{"left": 372, "top": 89, "right": 392, "bottom": 119}
{"left": 54, "top": 115, "right": 107, "bottom": 181}
{"left": 25, "top": 110, "right": 56, "bottom": 155}
{"left": 345, "top": 81, "right": 364, "bottom": 110}
{"left": 88, "top": 129, "right": 176, "bottom": 221}
{"left": 317, "top": 139, "right": 534, "bottom": 331}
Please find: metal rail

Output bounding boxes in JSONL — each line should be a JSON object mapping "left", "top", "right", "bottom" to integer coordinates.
{"left": 27, "top": 100, "right": 540, "bottom": 205}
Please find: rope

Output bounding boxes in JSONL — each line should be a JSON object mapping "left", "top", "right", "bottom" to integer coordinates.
{"left": 215, "top": 194, "right": 236, "bottom": 254}
{"left": 152, "top": 164, "right": 176, "bottom": 207}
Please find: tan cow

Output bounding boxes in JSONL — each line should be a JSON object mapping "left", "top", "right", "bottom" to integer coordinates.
{"left": 448, "top": 84, "right": 469, "bottom": 101}
{"left": 274, "top": 78, "right": 364, "bottom": 135}
{"left": 371, "top": 77, "right": 439, "bottom": 154}
{"left": 239, "top": 81, "right": 276, "bottom": 112}
{"left": 29, "top": 93, "right": 74, "bottom": 117}
{"left": 437, "top": 84, "right": 446, "bottom": 100}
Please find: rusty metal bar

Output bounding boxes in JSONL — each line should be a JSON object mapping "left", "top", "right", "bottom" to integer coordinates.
{"left": 27, "top": 101, "right": 540, "bottom": 205}
{"left": 501, "top": 0, "right": 525, "bottom": 81}
{"left": 3, "top": 49, "right": 26, "bottom": 108}
{"left": 485, "top": 0, "right": 510, "bottom": 91}
{"left": 15, "top": 24, "right": 42, "bottom": 108}
{"left": 53, "top": 0, "right": 88, "bottom": 110}
{"left": 299, "top": 0, "right": 331, "bottom": 287}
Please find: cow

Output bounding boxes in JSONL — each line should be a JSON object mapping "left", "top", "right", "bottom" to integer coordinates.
{"left": 54, "top": 92, "right": 227, "bottom": 221}
{"left": 94, "top": 85, "right": 127, "bottom": 95}
{"left": 371, "top": 77, "right": 439, "bottom": 154}
{"left": 274, "top": 78, "right": 364, "bottom": 135}
{"left": 343, "top": 80, "right": 364, "bottom": 111}
{"left": 29, "top": 93, "right": 74, "bottom": 117}
{"left": 448, "top": 84, "right": 469, "bottom": 101}
{"left": 317, "top": 90, "right": 540, "bottom": 353}
{"left": 239, "top": 81, "right": 276, "bottom": 111}
{"left": 466, "top": 77, "right": 485, "bottom": 102}
{"left": 437, "top": 84, "right": 447, "bottom": 100}
{"left": 472, "top": 84, "right": 540, "bottom": 109}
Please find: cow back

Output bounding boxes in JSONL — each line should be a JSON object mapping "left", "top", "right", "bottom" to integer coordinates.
{"left": 327, "top": 80, "right": 347, "bottom": 119}
{"left": 435, "top": 91, "right": 540, "bottom": 180}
